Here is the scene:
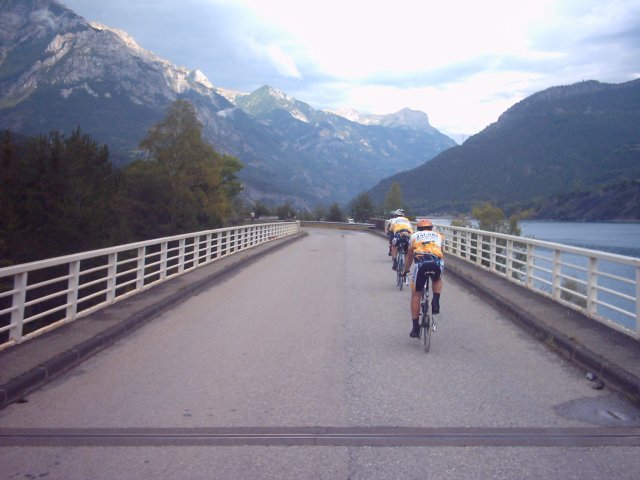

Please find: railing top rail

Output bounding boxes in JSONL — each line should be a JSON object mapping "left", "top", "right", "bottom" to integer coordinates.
{"left": 0, "top": 222, "right": 298, "bottom": 277}
{"left": 438, "top": 224, "right": 640, "bottom": 266}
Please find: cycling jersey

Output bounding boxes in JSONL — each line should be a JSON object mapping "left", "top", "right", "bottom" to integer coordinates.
{"left": 408, "top": 230, "right": 444, "bottom": 258}
{"left": 389, "top": 217, "right": 413, "bottom": 235}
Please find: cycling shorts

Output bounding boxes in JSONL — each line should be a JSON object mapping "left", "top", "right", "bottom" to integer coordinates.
{"left": 411, "top": 254, "right": 444, "bottom": 291}
{"left": 392, "top": 233, "right": 411, "bottom": 254}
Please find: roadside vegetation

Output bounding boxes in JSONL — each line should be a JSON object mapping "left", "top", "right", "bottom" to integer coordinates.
{"left": 0, "top": 99, "right": 243, "bottom": 267}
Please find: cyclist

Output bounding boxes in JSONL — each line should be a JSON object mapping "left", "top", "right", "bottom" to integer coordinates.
{"left": 403, "top": 219, "right": 445, "bottom": 338}
{"left": 388, "top": 209, "right": 413, "bottom": 271}
{"left": 385, "top": 212, "right": 396, "bottom": 256}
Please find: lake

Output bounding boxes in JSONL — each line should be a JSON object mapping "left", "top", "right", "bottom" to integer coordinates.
{"left": 520, "top": 221, "right": 640, "bottom": 259}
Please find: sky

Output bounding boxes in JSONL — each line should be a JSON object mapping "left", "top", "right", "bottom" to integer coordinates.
{"left": 61, "top": 0, "right": 640, "bottom": 140}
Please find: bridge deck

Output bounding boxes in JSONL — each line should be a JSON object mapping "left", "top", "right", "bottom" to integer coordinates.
{"left": 1, "top": 227, "right": 640, "bottom": 478}
{"left": 1, "top": 228, "right": 639, "bottom": 408}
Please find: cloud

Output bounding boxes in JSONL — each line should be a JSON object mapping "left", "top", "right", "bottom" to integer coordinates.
{"left": 61, "top": 0, "right": 640, "bottom": 135}
{"left": 244, "top": 40, "right": 302, "bottom": 79}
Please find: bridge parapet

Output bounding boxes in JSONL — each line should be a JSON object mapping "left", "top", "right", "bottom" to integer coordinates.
{"left": 437, "top": 225, "right": 639, "bottom": 340}
{"left": 0, "top": 222, "right": 300, "bottom": 350}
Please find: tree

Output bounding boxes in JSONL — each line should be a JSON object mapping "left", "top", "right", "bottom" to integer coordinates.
{"left": 252, "top": 201, "right": 271, "bottom": 219}
{"left": 350, "top": 192, "right": 374, "bottom": 222}
{"left": 327, "top": 203, "right": 344, "bottom": 222}
{"left": 471, "top": 202, "right": 522, "bottom": 235}
{"left": 124, "top": 99, "right": 243, "bottom": 238}
{"left": 0, "top": 129, "right": 119, "bottom": 264}
{"left": 312, "top": 205, "right": 327, "bottom": 221}
{"left": 276, "top": 202, "right": 295, "bottom": 220}
{"left": 384, "top": 182, "right": 403, "bottom": 213}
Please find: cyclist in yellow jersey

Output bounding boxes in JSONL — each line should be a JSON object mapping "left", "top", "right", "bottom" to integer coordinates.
{"left": 388, "top": 209, "right": 413, "bottom": 271}
{"left": 403, "top": 219, "right": 445, "bottom": 338}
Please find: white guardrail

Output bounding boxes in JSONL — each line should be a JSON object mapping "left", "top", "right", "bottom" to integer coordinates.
{"left": 436, "top": 224, "right": 640, "bottom": 340}
{"left": 0, "top": 222, "right": 300, "bottom": 351}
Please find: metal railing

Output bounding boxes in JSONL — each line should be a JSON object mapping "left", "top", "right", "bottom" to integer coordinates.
{"left": 0, "top": 222, "right": 300, "bottom": 351}
{"left": 436, "top": 225, "right": 640, "bottom": 340}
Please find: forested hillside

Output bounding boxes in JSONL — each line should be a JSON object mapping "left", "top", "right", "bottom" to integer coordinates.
{"left": 521, "top": 180, "right": 640, "bottom": 221}
{"left": 0, "top": 100, "right": 242, "bottom": 266}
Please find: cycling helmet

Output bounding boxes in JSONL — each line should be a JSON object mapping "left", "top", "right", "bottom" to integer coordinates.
{"left": 417, "top": 219, "right": 433, "bottom": 228}
{"left": 395, "top": 209, "right": 405, "bottom": 216}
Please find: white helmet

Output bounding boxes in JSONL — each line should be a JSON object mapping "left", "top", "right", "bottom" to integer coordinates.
{"left": 395, "top": 209, "right": 405, "bottom": 216}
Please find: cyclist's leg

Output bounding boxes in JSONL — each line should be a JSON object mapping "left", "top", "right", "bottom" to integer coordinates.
{"left": 409, "top": 262, "right": 425, "bottom": 338}
{"left": 391, "top": 234, "right": 399, "bottom": 269}
{"left": 431, "top": 259, "right": 444, "bottom": 314}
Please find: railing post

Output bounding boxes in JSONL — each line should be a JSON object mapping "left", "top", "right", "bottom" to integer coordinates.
{"left": 160, "top": 242, "right": 168, "bottom": 279}
{"left": 526, "top": 244, "right": 535, "bottom": 288}
{"left": 552, "top": 250, "right": 561, "bottom": 300}
{"left": 178, "top": 240, "right": 186, "bottom": 273}
{"left": 194, "top": 235, "right": 201, "bottom": 268}
{"left": 66, "top": 260, "right": 80, "bottom": 320}
{"left": 506, "top": 239, "right": 514, "bottom": 279}
{"left": 9, "top": 272, "right": 28, "bottom": 343}
{"left": 137, "top": 247, "right": 145, "bottom": 289}
{"left": 587, "top": 257, "right": 597, "bottom": 317}
{"left": 205, "top": 234, "right": 212, "bottom": 263}
{"left": 107, "top": 253, "right": 117, "bottom": 303}
{"left": 490, "top": 236, "right": 496, "bottom": 271}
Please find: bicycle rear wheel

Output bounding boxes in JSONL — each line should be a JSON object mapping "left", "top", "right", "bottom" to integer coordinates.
{"left": 396, "top": 254, "right": 405, "bottom": 290}
{"left": 421, "top": 278, "right": 431, "bottom": 352}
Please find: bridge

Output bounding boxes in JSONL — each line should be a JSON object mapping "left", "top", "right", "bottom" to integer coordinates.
{"left": 1, "top": 223, "right": 639, "bottom": 478}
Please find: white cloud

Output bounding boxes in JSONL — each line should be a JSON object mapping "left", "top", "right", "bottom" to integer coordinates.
{"left": 265, "top": 44, "right": 302, "bottom": 79}
{"left": 62, "top": 0, "right": 640, "bottom": 136}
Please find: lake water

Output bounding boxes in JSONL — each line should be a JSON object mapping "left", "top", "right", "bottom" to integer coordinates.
{"left": 520, "top": 221, "right": 640, "bottom": 259}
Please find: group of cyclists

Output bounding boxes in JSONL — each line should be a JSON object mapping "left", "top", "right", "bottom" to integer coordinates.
{"left": 386, "top": 209, "right": 445, "bottom": 339}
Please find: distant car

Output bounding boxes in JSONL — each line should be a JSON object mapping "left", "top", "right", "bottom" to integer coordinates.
{"left": 347, "top": 218, "right": 355, "bottom": 224}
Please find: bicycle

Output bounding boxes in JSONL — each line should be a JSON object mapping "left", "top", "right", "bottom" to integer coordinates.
{"left": 419, "top": 273, "right": 438, "bottom": 352}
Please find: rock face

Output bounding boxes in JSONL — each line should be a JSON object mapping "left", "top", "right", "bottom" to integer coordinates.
{"left": 0, "top": 0, "right": 457, "bottom": 208}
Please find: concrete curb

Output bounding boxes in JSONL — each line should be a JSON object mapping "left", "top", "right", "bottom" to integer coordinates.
{"left": 0, "top": 232, "right": 307, "bottom": 409}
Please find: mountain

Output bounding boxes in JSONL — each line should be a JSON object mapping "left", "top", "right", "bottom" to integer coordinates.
{"left": 366, "top": 79, "right": 640, "bottom": 218}
{"left": 0, "top": 0, "right": 456, "bottom": 209}
{"left": 229, "top": 86, "right": 456, "bottom": 204}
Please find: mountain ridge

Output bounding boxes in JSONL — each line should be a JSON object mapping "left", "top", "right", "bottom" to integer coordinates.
{"left": 0, "top": 0, "right": 456, "bottom": 209}
{"left": 366, "top": 79, "right": 640, "bottom": 219}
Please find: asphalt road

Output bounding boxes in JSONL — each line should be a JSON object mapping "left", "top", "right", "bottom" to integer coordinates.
{"left": 1, "top": 227, "right": 639, "bottom": 479}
